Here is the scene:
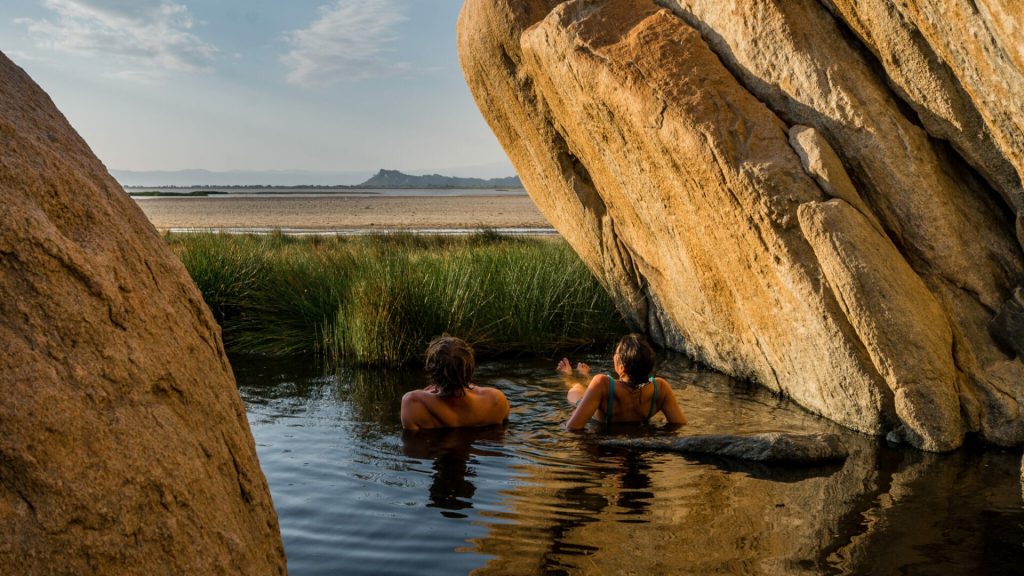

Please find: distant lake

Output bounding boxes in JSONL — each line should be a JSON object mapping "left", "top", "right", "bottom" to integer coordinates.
{"left": 127, "top": 187, "right": 529, "bottom": 199}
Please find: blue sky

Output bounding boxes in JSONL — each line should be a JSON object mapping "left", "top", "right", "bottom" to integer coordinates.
{"left": 0, "top": 0, "right": 514, "bottom": 183}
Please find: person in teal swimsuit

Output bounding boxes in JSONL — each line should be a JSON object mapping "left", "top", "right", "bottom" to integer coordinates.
{"left": 558, "top": 333, "right": 687, "bottom": 430}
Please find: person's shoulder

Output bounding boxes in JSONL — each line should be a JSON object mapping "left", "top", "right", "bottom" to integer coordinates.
{"left": 402, "top": 389, "right": 434, "bottom": 407}
{"left": 401, "top": 390, "right": 435, "bottom": 431}
{"left": 473, "top": 385, "right": 508, "bottom": 401}
{"left": 588, "top": 373, "right": 612, "bottom": 388}
{"left": 653, "top": 376, "right": 674, "bottom": 397}
{"left": 474, "top": 386, "right": 510, "bottom": 421}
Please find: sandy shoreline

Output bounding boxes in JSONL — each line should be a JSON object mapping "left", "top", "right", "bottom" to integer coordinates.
{"left": 134, "top": 194, "right": 553, "bottom": 231}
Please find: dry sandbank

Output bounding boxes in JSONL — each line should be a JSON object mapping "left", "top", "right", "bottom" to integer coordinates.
{"left": 134, "top": 194, "right": 552, "bottom": 231}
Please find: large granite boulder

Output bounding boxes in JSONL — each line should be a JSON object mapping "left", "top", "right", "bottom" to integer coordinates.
{"left": 0, "top": 53, "right": 286, "bottom": 573}
{"left": 458, "top": 0, "right": 1024, "bottom": 450}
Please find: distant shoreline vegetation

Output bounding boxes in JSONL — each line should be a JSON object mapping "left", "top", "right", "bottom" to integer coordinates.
{"left": 166, "top": 231, "right": 625, "bottom": 367}
{"left": 123, "top": 168, "right": 523, "bottom": 191}
{"left": 125, "top": 187, "right": 382, "bottom": 197}
{"left": 127, "top": 190, "right": 230, "bottom": 197}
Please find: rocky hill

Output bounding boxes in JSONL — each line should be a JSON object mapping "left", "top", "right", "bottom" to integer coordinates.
{"left": 359, "top": 168, "right": 521, "bottom": 188}
{"left": 458, "top": 0, "right": 1024, "bottom": 451}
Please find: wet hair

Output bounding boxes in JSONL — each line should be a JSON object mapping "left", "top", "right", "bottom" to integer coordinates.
{"left": 616, "top": 333, "right": 655, "bottom": 388}
{"left": 424, "top": 336, "right": 475, "bottom": 398}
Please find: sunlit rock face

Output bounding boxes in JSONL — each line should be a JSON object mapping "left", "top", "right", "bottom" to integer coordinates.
{"left": 0, "top": 53, "right": 286, "bottom": 573}
{"left": 457, "top": 0, "right": 1024, "bottom": 450}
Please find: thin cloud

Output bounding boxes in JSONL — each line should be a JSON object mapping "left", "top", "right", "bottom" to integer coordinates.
{"left": 18, "top": 0, "right": 216, "bottom": 79}
{"left": 3, "top": 49, "right": 46, "bottom": 63}
{"left": 282, "top": 0, "right": 408, "bottom": 86}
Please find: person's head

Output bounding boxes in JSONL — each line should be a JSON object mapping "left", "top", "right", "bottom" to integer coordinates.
{"left": 424, "top": 336, "right": 476, "bottom": 398}
{"left": 614, "top": 333, "right": 655, "bottom": 386}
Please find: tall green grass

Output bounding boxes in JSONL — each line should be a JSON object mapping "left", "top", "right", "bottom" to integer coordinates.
{"left": 166, "top": 232, "right": 626, "bottom": 366}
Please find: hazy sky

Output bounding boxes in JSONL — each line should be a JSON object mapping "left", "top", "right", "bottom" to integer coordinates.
{"left": 0, "top": 0, "right": 515, "bottom": 182}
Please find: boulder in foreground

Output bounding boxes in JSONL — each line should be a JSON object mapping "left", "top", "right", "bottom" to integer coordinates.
{"left": 0, "top": 52, "right": 286, "bottom": 574}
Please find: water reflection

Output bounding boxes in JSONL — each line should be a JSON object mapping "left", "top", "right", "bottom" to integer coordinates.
{"left": 402, "top": 427, "right": 509, "bottom": 518}
{"left": 233, "top": 353, "right": 1024, "bottom": 576}
{"left": 826, "top": 446, "right": 1024, "bottom": 575}
{"left": 471, "top": 437, "right": 878, "bottom": 575}
{"left": 610, "top": 449, "right": 655, "bottom": 519}
{"left": 334, "top": 366, "right": 414, "bottom": 428}
{"left": 654, "top": 450, "right": 846, "bottom": 483}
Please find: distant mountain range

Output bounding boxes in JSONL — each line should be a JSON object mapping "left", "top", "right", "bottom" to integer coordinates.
{"left": 112, "top": 167, "right": 521, "bottom": 188}
{"left": 112, "top": 168, "right": 374, "bottom": 187}
{"left": 357, "top": 169, "right": 521, "bottom": 188}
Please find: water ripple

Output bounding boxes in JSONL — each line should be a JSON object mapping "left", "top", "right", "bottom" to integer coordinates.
{"left": 235, "top": 354, "right": 1024, "bottom": 576}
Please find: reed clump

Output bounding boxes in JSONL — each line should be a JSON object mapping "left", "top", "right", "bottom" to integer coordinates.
{"left": 165, "top": 232, "right": 626, "bottom": 366}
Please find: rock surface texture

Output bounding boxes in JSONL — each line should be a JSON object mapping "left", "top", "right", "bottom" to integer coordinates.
{"left": 458, "top": 0, "right": 1024, "bottom": 450}
{"left": 0, "top": 53, "right": 286, "bottom": 573}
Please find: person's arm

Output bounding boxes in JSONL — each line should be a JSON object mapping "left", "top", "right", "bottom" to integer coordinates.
{"left": 657, "top": 378, "right": 688, "bottom": 426}
{"left": 492, "top": 388, "right": 511, "bottom": 423}
{"left": 400, "top": 391, "right": 425, "bottom": 431}
{"left": 566, "top": 383, "right": 586, "bottom": 405}
{"left": 565, "top": 374, "right": 608, "bottom": 430}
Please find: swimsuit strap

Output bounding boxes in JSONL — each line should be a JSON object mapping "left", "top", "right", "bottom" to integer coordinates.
{"left": 606, "top": 373, "right": 615, "bottom": 427}
{"left": 647, "top": 376, "right": 658, "bottom": 420}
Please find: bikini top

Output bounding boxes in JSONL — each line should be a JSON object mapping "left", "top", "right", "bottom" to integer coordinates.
{"left": 605, "top": 374, "right": 658, "bottom": 427}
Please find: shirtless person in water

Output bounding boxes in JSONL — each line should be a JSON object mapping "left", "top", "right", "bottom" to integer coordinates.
{"left": 401, "top": 336, "right": 510, "bottom": 432}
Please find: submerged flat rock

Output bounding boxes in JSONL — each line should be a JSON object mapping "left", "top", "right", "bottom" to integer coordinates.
{"left": 601, "top": 433, "right": 849, "bottom": 464}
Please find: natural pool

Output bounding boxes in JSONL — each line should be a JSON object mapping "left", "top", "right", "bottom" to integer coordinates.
{"left": 234, "top": 354, "right": 1024, "bottom": 575}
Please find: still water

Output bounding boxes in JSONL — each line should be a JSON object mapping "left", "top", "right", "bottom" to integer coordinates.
{"left": 234, "top": 354, "right": 1024, "bottom": 575}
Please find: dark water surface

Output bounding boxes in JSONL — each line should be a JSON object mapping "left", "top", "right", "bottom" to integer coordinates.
{"left": 233, "top": 354, "right": 1024, "bottom": 575}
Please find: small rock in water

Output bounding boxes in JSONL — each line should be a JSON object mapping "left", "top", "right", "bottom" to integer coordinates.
{"left": 600, "top": 433, "right": 848, "bottom": 464}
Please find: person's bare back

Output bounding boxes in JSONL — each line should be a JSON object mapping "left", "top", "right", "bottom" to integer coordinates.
{"left": 401, "top": 336, "right": 509, "bottom": 432}
{"left": 401, "top": 385, "right": 509, "bottom": 432}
